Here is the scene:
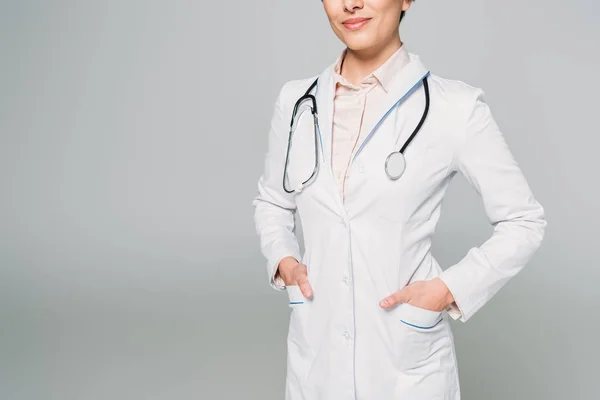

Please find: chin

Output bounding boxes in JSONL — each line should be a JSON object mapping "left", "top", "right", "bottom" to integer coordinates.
{"left": 343, "top": 36, "right": 378, "bottom": 51}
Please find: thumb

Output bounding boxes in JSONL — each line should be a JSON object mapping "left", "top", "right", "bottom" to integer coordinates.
{"left": 295, "top": 266, "right": 313, "bottom": 299}
{"left": 380, "top": 288, "right": 409, "bottom": 309}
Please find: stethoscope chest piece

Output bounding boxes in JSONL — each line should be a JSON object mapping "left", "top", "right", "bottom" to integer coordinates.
{"left": 384, "top": 151, "right": 406, "bottom": 180}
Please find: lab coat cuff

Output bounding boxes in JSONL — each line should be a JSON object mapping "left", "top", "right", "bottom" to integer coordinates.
{"left": 438, "top": 269, "right": 469, "bottom": 323}
{"left": 445, "top": 302, "right": 463, "bottom": 321}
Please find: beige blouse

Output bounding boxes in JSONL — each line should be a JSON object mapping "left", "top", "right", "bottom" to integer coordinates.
{"left": 330, "top": 44, "right": 411, "bottom": 199}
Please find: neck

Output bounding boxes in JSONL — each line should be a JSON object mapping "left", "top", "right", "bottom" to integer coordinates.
{"left": 341, "top": 34, "right": 403, "bottom": 86}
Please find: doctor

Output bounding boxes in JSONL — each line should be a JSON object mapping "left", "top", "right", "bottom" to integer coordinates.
{"left": 253, "top": 0, "right": 547, "bottom": 399}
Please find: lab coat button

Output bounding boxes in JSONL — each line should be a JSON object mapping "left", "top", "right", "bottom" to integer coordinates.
{"left": 342, "top": 276, "right": 350, "bottom": 285}
{"left": 342, "top": 331, "right": 351, "bottom": 340}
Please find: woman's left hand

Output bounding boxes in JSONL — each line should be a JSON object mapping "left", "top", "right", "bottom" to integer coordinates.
{"left": 379, "top": 278, "right": 455, "bottom": 312}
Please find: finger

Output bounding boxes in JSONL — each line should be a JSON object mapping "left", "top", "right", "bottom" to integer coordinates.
{"left": 295, "top": 268, "right": 313, "bottom": 298}
{"left": 379, "top": 289, "right": 410, "bottom": 309}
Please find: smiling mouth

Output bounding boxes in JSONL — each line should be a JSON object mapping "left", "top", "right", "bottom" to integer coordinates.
{"left": 342, "top": 18, "right": 371, "bottom": 31}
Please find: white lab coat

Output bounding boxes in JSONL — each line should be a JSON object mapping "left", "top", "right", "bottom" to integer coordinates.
{"left": 253, "top": 51, "right": 546, "bottom": 400}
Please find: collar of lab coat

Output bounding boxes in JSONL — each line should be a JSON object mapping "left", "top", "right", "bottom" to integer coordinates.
{"left": 316, "top": 50, "right": 430, "bottom": 169}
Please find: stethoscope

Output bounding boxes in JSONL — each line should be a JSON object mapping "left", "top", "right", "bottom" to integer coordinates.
{"left": 282, "top": 74, "right": 430, "bottom": 194}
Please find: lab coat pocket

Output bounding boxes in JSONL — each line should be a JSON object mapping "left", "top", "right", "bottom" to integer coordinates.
{"left": 395, "top": 302, "right": 448, "bottom": 371}
{"left": 286, "top": 285, "right": 307, "bottom": 307}
{"left": 397, "top": 302, "right": 443, "bottom": 329}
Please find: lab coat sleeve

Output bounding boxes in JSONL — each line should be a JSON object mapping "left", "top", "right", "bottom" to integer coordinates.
{"left": 252, "top": 82, "right": 302, "bottom": 291}
{"left": 438, "top": 87, "right": 547, "bottom": 323}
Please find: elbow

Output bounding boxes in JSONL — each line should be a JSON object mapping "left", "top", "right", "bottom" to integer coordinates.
{"left": 495, "top": 202, "right": 547, "bottom": 252}
{"left": 519, "top": 203, "right": 547, "bottom": 252}
{"left": 532, "top": 203, "right": 547, "bottom": 248}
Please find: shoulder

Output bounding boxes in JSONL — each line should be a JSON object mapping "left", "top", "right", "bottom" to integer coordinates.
{"left": 427, "top": 73, "right": 486, "bottom": 111}
{"left": 425, "top": 73, "right": 496, "bottom": 163}
{"left": 426, "top": 73, "right": 492, "bottom": 141}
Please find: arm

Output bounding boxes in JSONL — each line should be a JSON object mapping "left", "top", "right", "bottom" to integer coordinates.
{"left": 252, "top": 82, "right": 302, "bottom": 291}
{"left": 438, "top": 87, "right": 547, "bottom": 322}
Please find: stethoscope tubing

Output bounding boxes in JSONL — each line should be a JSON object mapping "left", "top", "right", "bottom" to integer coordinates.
{"left": 282, "top": 74, "right": 429, "bottom": 193}
{"left": 282, "top": 84, "right": 320, "bottom": 193}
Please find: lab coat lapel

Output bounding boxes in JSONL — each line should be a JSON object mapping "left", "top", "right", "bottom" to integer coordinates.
{"left": 315, "top": 63, "right": 335, "bottom": 169}
{"left": 352, "top": 54, "right": 430, "bottom": 164}
{"left": 315, "top": 63, "right": 348, "bottom": 218}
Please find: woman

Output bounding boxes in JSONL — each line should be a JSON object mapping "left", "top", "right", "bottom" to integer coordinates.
{"left": 253, "top": 0, "right": 547, "bottom": 399}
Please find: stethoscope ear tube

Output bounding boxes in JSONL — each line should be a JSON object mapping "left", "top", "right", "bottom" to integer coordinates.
{"left": 283, "top": 78, "right": 320, "bottom": 194}
{"left": 398, "top": 76, "right": 430, "bottom": 155}
{"left": 290, "top": 94, "right": 317, "bottom": 134}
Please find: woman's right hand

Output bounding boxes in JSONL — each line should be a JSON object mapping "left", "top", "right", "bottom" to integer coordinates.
{"left": 277, "top": 256, "right": 313, "bottom": 299}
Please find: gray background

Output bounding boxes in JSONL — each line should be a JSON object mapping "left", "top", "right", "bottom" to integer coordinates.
{"left": 0, "top": 0, "right": 597, "bottom": 399}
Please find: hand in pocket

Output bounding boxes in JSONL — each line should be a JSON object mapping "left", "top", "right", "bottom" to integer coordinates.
{"left": 277, "top": 257, "right": 313, "bottom": 299}
{"left": 378, "top": 278, "right": 454, "bottom": 312}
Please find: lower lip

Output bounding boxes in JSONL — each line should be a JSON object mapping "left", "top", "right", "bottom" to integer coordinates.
{"left": 343, "top": 19, "right": 371, "bottom": 31}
